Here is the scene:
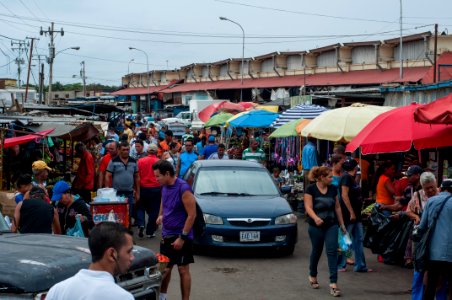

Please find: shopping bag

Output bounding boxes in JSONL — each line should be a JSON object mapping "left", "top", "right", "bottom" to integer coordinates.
{"left": 338, "top": 230, "right": 352, "bottom": 253}
{"left": 66, "top": 215, "right": 85, "bottom": 238}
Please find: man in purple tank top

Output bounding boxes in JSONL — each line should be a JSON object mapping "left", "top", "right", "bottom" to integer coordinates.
{"left": 153, "top": 160, "right": 196, "bottom": 300}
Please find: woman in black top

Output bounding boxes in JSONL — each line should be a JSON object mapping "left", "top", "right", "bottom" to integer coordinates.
{"left": 304, "top": 166, "right": 346, "bottom": 297}
{"left": 12, "top": 186, "right": 61, "bottom": 234}
{"left": 338, "top": 159, "right": 371, "bottom": 273}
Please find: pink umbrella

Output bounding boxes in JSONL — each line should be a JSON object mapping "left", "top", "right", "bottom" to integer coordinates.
{"left": 346, "top": 103, "right": 452, "bottom": 154}
{"left": 198, "top": 101, "right": 245, "bottom": 122}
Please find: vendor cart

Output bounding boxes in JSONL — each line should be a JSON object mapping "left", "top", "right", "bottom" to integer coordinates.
{"left": 90, "top": 201, "right": 129, "bottom": 228}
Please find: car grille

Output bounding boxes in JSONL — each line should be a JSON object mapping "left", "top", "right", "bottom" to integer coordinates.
{"left": 117, "top": 266, "right": 161, "bottom": 299}
{"left": 223, "top": 235, "right": 275, "bottom": 243}
{"left": 227, "top": 218, "right": 271, "bottom": 227}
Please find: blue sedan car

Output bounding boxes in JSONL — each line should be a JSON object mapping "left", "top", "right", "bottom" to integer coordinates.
{"left": 184, "top": 160, "right": 298, "bottom": 255}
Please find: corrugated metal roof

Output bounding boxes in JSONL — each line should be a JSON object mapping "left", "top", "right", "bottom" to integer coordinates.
{"left": 161, "top": 67, "right": 430, "bottom": 93}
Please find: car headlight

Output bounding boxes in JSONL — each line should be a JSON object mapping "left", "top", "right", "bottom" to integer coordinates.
{"left": 204, "top": 213, "right": 223, "bottom": 225}
{"left": 275, "top": 213, "right": 297, "bottom": 225}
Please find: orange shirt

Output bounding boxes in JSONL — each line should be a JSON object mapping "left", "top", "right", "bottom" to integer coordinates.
{"left": 158, "top": 141, "right": 170, "bottom": 158}
{"left": 376, "top": 174, "right": 394, "bottom": 205}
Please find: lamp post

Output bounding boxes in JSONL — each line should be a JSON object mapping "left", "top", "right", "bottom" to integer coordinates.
{"left": 128, "top": 58, "right": 135, "bottom": 74}
{"left": 47, "top": 46, "right": 80, "bottom": 104}
{"left": 129, "top": 47, "right": 150, "bottom": 112}
{"left": 220, "top": 16, "right": 245, "bottom": 102}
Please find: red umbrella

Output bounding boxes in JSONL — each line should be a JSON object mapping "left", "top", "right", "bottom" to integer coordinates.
{"left": 414, "top": 93, "right": 452, "bottom": 124}
{"left": 238, "top": 102, "right": 257, "bottom": 110}
{"left": 198, "top": 101, "right": 245, "bottom": 122}
{"left": 346, "top": 103, "right": 452, "bottom": 154}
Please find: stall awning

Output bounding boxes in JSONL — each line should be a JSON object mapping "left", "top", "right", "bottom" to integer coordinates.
{"left": 3, "top": 129, "right": 55, "bottom": 149}
{"left": 26, "top": 123, "right": 100, "bottom": 141}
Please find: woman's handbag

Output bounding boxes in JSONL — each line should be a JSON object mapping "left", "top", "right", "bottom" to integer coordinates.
{"left": 413, "top": 195, "right": 451, "bottom": 272}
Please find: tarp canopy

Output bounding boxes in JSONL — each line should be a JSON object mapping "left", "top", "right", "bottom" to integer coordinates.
{"left": 26, "top": 123, "right": 100, "bottom": 141}
{"left": 3, "top": 129, "right": 55, "bottom": 149}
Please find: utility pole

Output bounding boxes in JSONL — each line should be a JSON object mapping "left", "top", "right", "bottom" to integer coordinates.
{"left": 40, "top": 22, "right": 64, "bottom": 105}
{"left": 399, "top": 0, "right": 403, "bottom": 79}
{"left": 80, "top": 61, "right": 86, "bottom": 96}
{"left": 11, "top": 39, "right": 28, "bottom": 88}
{"left": 24, "top": 37, "right": 37, "bottom": 102}
{"left": 433, "top": 24, "right": 438, "bottom": 83}
{"left": 32, "top": 55, "right": 47, "bottom": 104}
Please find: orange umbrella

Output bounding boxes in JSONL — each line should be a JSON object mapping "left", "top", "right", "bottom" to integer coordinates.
{"left": 295, "top": 119, "right": 311, "bottom": 135}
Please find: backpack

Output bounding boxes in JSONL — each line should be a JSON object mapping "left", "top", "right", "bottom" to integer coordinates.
{"left": 177, "top": 183, "right": 206, "bottom": 238}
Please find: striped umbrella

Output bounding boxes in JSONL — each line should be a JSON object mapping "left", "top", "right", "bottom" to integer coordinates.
{"left": 271, "top": 104, "right": 328, "bottom": 128}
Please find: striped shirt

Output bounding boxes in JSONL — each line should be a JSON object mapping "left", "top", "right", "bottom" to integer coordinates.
{"left": 242, "top": 148, "right": 266, "bottom": 163}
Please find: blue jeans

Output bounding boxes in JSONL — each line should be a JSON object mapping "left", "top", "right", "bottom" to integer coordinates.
{"left": 412, "top": 270, "right": 448, "bottom": 300}
{"left": 136, "top": 187, "right": 161, "bottom": 235}
{"left": 308, "top": 224, "right": 339, "bottom": 284}
{"left": 338, "top": 222, "right": 368, "bottom": 272}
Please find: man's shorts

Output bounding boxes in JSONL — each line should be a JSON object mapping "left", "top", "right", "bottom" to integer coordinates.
{"left": 160, "top": 235, "right": 194, "bottom": 267}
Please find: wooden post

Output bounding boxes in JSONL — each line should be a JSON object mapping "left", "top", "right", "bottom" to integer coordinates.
{"left": 0, "top": 128, "right": 4, "bottom": 190}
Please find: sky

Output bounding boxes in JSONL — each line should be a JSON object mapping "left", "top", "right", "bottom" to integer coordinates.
{"left": 0, "top": 0, "right": 451, "bottom": 87}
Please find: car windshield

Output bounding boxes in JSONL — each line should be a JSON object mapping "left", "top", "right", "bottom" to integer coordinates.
{"left": 195, "top": 168, "right": 279, "bottom": 196}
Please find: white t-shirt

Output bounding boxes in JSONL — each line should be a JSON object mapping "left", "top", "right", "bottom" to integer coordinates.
{"left": 46, "top": 269, "right": 134, "bottom": 300}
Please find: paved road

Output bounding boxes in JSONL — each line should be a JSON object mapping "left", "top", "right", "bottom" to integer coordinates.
{"left": 135, "top": 215, "right": 413, "bottom": 300}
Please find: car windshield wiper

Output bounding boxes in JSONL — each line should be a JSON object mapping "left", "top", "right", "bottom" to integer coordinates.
{"left": 223, "top": 192, "right": 254, "bottom": 196}
{"left": 198, "top": 192, "right": 228, "bottom": 196}
{"left": 198, "top": 192, "right": 254, "bottom": 196}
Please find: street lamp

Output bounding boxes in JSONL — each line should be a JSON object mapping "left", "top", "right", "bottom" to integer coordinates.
{"left": 128, "top": 58, "right": 135, "bottom": 74}
{"left": 220, "top": 16, "right": 245, "bottom": 102}
{"left": 129, "top": 47, "right": 150, "bottom": 112}
{"left": 48, "top": 46, "right": 80, "bottom": 104}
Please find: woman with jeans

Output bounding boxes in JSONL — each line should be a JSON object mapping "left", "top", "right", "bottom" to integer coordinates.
{"left": 305, "top": 166, "right": 346, "bottom": 297}
{"left": 337, "top": 159, "right": 372, "bottom": 272}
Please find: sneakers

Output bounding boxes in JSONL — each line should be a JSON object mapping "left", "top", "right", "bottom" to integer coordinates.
{"left": 147, "top": 233, "right": 156, "bottom": 238}
{"left": 138, "top": 227, "right": 144, "bottom": 238}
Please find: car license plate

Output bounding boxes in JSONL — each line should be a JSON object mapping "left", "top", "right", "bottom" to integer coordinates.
{"left": 240, "top": 231, "right": 260, "bottom": 242}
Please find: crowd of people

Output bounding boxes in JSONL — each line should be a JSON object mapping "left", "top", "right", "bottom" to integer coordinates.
{"left": 301, "top": 138, "right": 452, "bottom": 299}
{"left": 8, "top": 114, "right": 271, "bottom": 300}
{"left": 7, "top": 112, "right": 452, "bottom": 299}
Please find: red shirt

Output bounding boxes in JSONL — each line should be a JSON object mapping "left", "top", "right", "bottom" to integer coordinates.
{"left": 74, "top": 151, "right": 95, "bottom": 190}
{"left": 99, "top": 153, "right": 112, "bottom": 172}
{"left": 138, "top": 154, "right": 161, "bottom": 188}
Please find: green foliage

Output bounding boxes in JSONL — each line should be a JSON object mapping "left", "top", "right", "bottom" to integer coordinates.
{"left": 39, "top": 81, "right": 119, "bottom": 92}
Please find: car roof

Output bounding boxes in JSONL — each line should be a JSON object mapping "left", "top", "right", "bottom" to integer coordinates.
{"left": 193, "top": 159, "right": 266, "bottom": 169}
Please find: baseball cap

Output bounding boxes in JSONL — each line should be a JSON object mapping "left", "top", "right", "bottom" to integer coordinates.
{"left": 342, "top": 158, "right": 358, "bottom": 172}
{"left": 406, "top": 165, "right": 423, "bottom": 176}
{"left": 32, "top": 160, "right": 52, "bottom": 171}
{"left": 51, "top": 180, "right": 71, "bottom": 201}
{"left": 441, "top": 179, "right": 452, "bottom": 189}
{"left": 208, "top": 135, "right": 215, "bottom": 142}
{"left": 147, "top": 144, "right": 158, "bottom": 153}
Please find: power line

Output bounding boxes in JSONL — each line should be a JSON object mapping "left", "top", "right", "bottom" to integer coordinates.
{"left": 0, "top": 10, "right": 433, "bottom": 40}
{"left": 214, "top": 0, "right": 426, "bottom": 26}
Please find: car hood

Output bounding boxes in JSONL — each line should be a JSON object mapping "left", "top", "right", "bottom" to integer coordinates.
{"left": 196, "top": 195, "right": 292, "bottom": 218}
{"left": 0, "top": 233, "right": 156, "bottom": 293}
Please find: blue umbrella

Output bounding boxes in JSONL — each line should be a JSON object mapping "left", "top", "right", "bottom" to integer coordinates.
{"left": 227, "top": 110, "right": 280, "bottom": 128}
{"left": 271, "top": 104, "right": 328, "bottom": 128}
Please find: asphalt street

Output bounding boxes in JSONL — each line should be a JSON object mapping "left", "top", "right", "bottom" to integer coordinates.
{"left": 135, "top": 215, "right": 413, "bottom": 300}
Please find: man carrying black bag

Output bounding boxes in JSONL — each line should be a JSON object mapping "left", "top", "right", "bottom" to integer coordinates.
{"left": 415, "top": 179, "right": 452, "bottom": 300}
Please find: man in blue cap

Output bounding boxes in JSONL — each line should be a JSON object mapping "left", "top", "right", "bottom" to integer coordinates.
{"left": 52, "top": 180, "right": 94, "bottom": 237}
{"left": 201, "top": 135, "right": 218, "bottom": 160}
